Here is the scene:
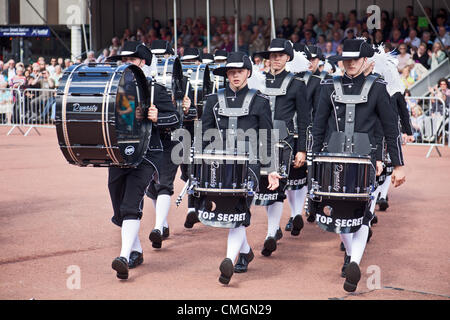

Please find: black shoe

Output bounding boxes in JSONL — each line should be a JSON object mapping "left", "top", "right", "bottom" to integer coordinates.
{"left": 340, "top": 241, "right": 346, "bottom": 252}
{"left": 112, "top": 256, "right": 129, "bottom": 280}
{"left": 149, "top": 229, "right": 163, "bottom": 249}
{"left": 275, "top": 228, "right": 283, "bottom": 241}
{"left": 307, "top": 212, "right": 316, "bottom": 223}
{"left": 184, "top": 210, "right": 200, "bottom": 229}
{"left": 378, "top": 198, "right": 389, "bottom": 211}
{"left": 234, "top": 249, "right": 254, "bottom": 273}
{"left": 162, "top": 226, "right": 170, "bottom": 239}
{"left": 285, "top": 217, "right": 293, "bottom": 231}
{"left": 367, "top": 227, "right": 373, "bottom": 243}
{"left": 343, "top": 262, "right": 361, "bottom": 292}
{"left": 261, "top": 237, "right": 277, "bottom": 257}
{"left": 128, "top": 251, "right": 143, "bottom": 269}
{"left": 371, "top": 214, "right": 378, "bottom": 225}
{"left": 341, "top": 254, "right": 351, "bottom": 278}
{"left": 218, "top": 258, "right": 234, "bottom": 285}
{"left": 291, "top": 215, "right": 304, "bottom": 236}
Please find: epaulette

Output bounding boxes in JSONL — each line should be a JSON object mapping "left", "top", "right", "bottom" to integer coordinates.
{"left": 294, "top": 76, "right": 306, "bottom": 82}
{"left": 256, "top": 92, "right": 270, "bottom": 100}
{"left": 311, "top": 74, "right": 322, "bottom": 79}
{"left": 375, "top": 78, "right": 388, "bottom": 85}
{"left": 204, "top": 93, "right": 217, "bottom": 99}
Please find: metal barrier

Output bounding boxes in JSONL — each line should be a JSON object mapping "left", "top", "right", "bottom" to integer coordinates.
{"left": 0, "top": 88, "right": 25, "bottom": 135}
{"left": 405, "top": 96, "right": 448, "bottom": 157}
{"left": 1, "top": 88, "right": 57, "bottom": 136}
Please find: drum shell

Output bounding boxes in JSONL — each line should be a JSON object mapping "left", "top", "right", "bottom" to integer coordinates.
{"left": 310, "top": 152, "right": 372, "bottom": 200}
{"left": 55, "top": 63, "right": 151, "bottom": 167}
{"left": 155, "top": 56, "right": 183, "bottom": 94}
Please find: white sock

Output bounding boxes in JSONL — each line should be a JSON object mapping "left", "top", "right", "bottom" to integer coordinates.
{"left": 379, "top": 175, "right": 391, "bottom": 199}
{"left": 154, "top": 194, "right": 171, "bottom": 232}
{"left": 131, "top": 234, "right": 142, "bottom": 253}
{"left": 120, "top": 219, "right": 141, "bottom": 262}
{"left": 286, "top": 187, "right": 308, "bottom": 218}
{"left": 226, "top": 226, "right": 246, "bottom": 263}
{"left": 266, "top": 202, "right": 284, "bottom": 238}
{"left": 350, "top": 225, "right": 369, "bottom": 265}
{"left": 339, "top": 233, "right": 353, "bottom": 256}
{"left": 239, "top": 231, "right": 251, "bottom": 254}
{"left": 152, "top": 199, "right": 157, "bottom": 208}
{"left": 369, "top": 186, "right": 381, "bottom": 214}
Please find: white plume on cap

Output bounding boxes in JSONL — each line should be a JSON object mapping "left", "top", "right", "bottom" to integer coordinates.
{"left": 247, "top": 62, "right": 265, "bottom": 91}
{"left": 142, "top": 54, "right": 158, "bottom": 78}
{"left": 286, "top": 50, "right": 311, "bottom": 73}
{"left": 369, "top": 44, "right": 405, "bottom": 96}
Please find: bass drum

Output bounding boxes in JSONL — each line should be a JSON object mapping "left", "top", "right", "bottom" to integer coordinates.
{"left": 182, "top": 63, "right": 212, "bottom": 118}
{"left": 155, "top": 56, "right": 183, "bottom": 96}
{"left": 55, "top": 62, "right": 151, "bottom": 167}
{"left": 207, "top": 63, "right": 226, "bottom": 94}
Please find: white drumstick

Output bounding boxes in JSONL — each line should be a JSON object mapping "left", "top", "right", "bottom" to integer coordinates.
{"left": 185, "top": 69, "right": 193, "bottom": 97}
{"left": 150, "top": 70, "right": 157, "bottom": 106}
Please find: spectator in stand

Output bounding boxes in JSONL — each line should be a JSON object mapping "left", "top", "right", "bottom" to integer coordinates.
{"left": 84, "top": 51, "right": 96, "bottom": 64}
{"left": 410, "top": 104, "right": 424, "bottom": 142}
{"left": 57, "top": 57, "right": 64, "bottom": 67}
{"left": 412, "top": 42, "right": 430, "bottom": 69}
{"left": 323, "top": 41, "right": 336, "bottom": 57}
{"left": 278, "top": 17, "right": 294, "bottom": 40}
{"left": 141, "top": 17, "right": 152, "bottom": 34}
{"left": 400, "top": 18, "right": 410, "bottom": 38}
{"left": 397, "top": 43, "right": 411, "bottom": 73}
{"left": 0, "top": 80, "right": 14, "bottom": 124}
{"left": 341, "top": 28, "right": 355, "bottom": 43}
{"left": 63, "top": 59, "right": 72, "bottom": 71}
{"left": 316, "top": 34, "right": 327, "bottom": 52}
{"left": 180, "top": 25, "right": 192, "bottom": 48}
{"left": 238, "top": 35, "right": 249, "bottom": 55}
{"left": 9, "top": 65, "right": 27, "bottom": 88}
{"left": 96, "top": 48, "right": 110, "bottom": 63}
{"left": 404, "top": 29, "right": 421, "bottom": 48}
{"left": 331, "top": 31, "right": 343, "bottom": 52}
{"left": 294, "top": 18, "right": 305, "bottom": 40}
{"left": 388, "top": 29, "right": 404, "bottom": 49}
{"left": 434, "top": 26, "right": 450, "bottom": 49}
{"left": 249, "top": 26, "right": 266, "bottom": 54}
{"left": 239, "top": 23, "right": 252, "bottom": 45}
{"left": 373, "top": 30, "right": 384, "bottom": 47}
{"left": 210, "top": 16, "right": 218, "bottom": 36}
{"left": 2, "top": 59, "right": 16, "bottom": 83}
{"left": 109, "top": 37, "right": 121, "bottom": 54}
{"left": 221, "top": 34, "right": 233, "bottom": 52}
{"left": 421, "top": 31, "right": 434, "bottom": 51}
{"left": 428, "top": 42, "right": 446, "bottom": 69}
{"left": 301, "top": 29, "right": 316, "bottom": 45}
{"left": 361, "top": 29, "right": 373, "bottom": 44}
{"left": 211, "top": 33, "right": 224, "bottom": 52}
{"left": 401, "top": 63, "right": 415, "bottom": 89}
{"left": 290, "top": 33, "right": 300, "bottom": 44}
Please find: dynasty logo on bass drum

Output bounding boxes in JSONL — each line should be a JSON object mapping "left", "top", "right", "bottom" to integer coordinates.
{"left": 210, "top": 161, "right": 219, "bottom": 187}
{"left": 333, "top": 164, "right": 344, "bottom": 192}
{"left": 71, "top": 103, "right": 99, "bottom": 112}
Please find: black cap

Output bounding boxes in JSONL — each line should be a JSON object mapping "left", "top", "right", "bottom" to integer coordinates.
{"left": 307, "top": 45, "right": 325, "bottom": 61}
{"left": 201, "top": 53, "right": 215, "bottom": 64}
{"left": 212, "top": 52, "right": 252, "bottom": 77}
{"left": 180, "top": 48, "right": 201, "bottom": 61}
{"left": 214, "top": 50, "right": 228, "bottom": 61}
{"left": 293, "top": 43, "right": 312, "bottom": 59}
{"left": 255, "top": 38, "right": 294, "bottom": 61}
{"left": 328, "top": 39, "right": 375, "bottom": 62}
{"left": 151, "top": 40, "right": 174, "bottom": 55}
{"left": 107, "top": 41, "right": 153, "bottom": 66}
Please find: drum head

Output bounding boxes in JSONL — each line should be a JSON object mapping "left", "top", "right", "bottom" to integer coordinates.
{"left": 156, "top": 57, "right": 183, "bottom": 95}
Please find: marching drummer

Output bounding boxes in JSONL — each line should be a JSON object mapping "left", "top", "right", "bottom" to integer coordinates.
{"left": 197, "top": 51, "right": 281, "bottom": 284}
{"left": 106, "top": 41, "right": 180, "bottom": 279}
{"left": 311, "top": 39, "right": 406, "bottom": 292}
{"left": 253, "top": 38, "right": 309, "bottom": 256}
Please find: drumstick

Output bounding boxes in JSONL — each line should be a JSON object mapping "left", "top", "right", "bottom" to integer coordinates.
{"left": 184, "top": 69, "right": 193, "bottom": 113}
{"left": 150, "top": 70, "right": 157, "bottom": 107}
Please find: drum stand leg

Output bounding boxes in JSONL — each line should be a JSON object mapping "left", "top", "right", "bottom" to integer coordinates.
{"left": 24, "top": 126, "right": 41, "bottom": 137}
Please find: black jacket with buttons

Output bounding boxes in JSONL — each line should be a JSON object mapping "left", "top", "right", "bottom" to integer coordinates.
{"left": 264, "top": 70, "right": 309, "bottom": 152}
{"left": 297, "top": 69, "right": 323, "bottom": 125}
{"left": 312, "top": 73, "right": 404, "bottom": 167}
{"left": 201, "top": 84, "right": 274, "bottom": 172}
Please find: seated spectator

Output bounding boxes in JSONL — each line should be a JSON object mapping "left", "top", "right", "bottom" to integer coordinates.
{"left": 290, "top": 33, "right": 300, "bottom": 44}
{"left": 96, "top": 48, "right": 110, "bottom": 63}
{"left": 412, "top": 42, "right": 430, "bottom": 69}
{"left": 278, "top": 17, "right": 294, "bottom": 40}
{"left": 428, "top": 42, "right": 446, "bottom": 69}
{"left": 397, "top": 43, "right": 411, "bottom": 73}
{"left": 421, "top": 31, "right": 434, "bottom": 51}
{"left": 63, "top": 59, "right": 72, "bottom": 71}
{"left": 84, "top": 51, "right": 96, "bottom": 64}
{"left": 109, "top": 37, "right": 121, "bottom": 54}
{"left": 239, "top": 23, "right": 252, "bottom": 44}
{"left": 401, "top": 64, "right": 415, "bottom": 88}
{"left": 331, "top": 31, "right": 343, "bottom": 52}
{"left": 373, "top": 30, "right": 384, "bottom": 47}
{"left": 341, "top": 28, "right": 355, "bottom": 43}
{"left": 434, "top": 26, "right": 450, "bottom": 49}
{"left": 249, "top": 26, "right": 266, "bottom": 54}
{"left": 404, "top": 29, "right": 421, "bottom": 48}
{"left": 300, "top": 29, "right": 316, "bottom": 45}
{"left": 316, "top": 34, "right": 327, "bottom": 52}
{"left": 323, "top": 41, "right": 336, "bottom": 57}
{"left": 388, "top": 29, "right": 404, "bottom": 48}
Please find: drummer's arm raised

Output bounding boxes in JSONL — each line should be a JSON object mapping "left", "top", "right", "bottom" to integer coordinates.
{"left": 153, "top": 83, "right": 181, "bottom": 129}
{"left": 312, "top": 84, "right": 333, "bottom": 153}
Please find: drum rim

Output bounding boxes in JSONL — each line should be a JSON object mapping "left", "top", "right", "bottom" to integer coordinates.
{"left": 313, "top": 152, "right": 371, "bottom": 159}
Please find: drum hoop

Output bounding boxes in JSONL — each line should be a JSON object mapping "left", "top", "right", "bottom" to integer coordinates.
{"left": 194, "top": 187, "right": 248, "bottom": 193}
{"left": 62, "top": 63, "right": 85, "bottom": 165}
{"left": 313, "top": 191, "right": 371, "bottom": 198}
{"left": 103, "top": 69, "right": 121, "bottom": 165}
{"left": 313, "top": 156, "right": 372, "bottom": 164}
{"left": 193, "top": 154, "right": 249, "bottom": 161}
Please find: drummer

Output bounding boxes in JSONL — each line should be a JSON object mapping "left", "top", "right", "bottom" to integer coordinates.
{"left": 201, "top": 52, "right": 215, "bottom": 65}
{"left": 106, "top": 41, "right": 180, "bottom": 279}
{"left": 311, "top": 39, "right": 406, "bottom": 292}
{"left": 197, "top": 52, "right": 281, "bottom": 284}
{"left": 145, "top": 40, "right": 190, "bottom": 249}
{"left": 178, "top": 48, "right": 205, "bottom": 228}
{"left": 253, "top": 38, "right": 309, "bottom": 257}
{"left": 213, "top": 50, "right": 228, "bottom": 65}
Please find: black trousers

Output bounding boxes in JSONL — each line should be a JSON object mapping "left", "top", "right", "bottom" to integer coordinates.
{"left": 108, "top": 160, "right": 157, "bottom": 227}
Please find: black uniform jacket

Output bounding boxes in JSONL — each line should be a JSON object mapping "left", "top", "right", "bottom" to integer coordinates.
{"left": 312, "top": 72, "right": 404, "bottom": 167}
{"left": 297, "top": 69, "right": 323, "bottom": 125}
{"left": 264, "top": 70, "right": 309, "bottom": 152}
{"left": 201, "top": 84, "right": 274, "bottom": 173}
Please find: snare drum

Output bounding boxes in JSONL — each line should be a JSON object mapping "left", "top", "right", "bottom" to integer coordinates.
{"left": 208, "top": 63, "right": 226, "bottom": 94}
{"left": 182, "top": 64, "right": 213, "bottom": 117}
{"left": 310, "top": 152, "right": 373, "bottom": 201}
{"left": 55, "top": 62, "right": 151, "bottom": 167}
{"left": 189, "top": 150, "right": 254, "bottom": 197}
